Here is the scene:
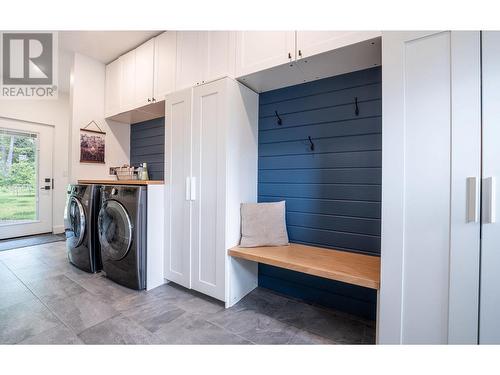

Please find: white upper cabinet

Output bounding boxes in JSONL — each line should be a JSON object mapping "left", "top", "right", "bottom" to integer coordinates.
{"left": 119, "top": 49, "right": 136, "bottom": 112}
{"left": 176, "top": 31, "right": 236, "bottom": 91}
{"left": 235, "top": 31, "right": 295, "bottom": 77}
{"left": 201, "top": 31, "right": 236, "bottom": 84}
{"left": 105, "top": 58, "right": 121, "bottom": 117}
{"left": 154, "top": 31, "right": 177, "bottom": 101}
{"left": 106, "top": 30, "right": 382, "bottom": 118}
{"left": 175, "top": 31, "right": 204, "bottom": 90}
{"left": 296, "top": 31, "right": 381, "bottom": 59}
{"left": 134, "top": 38, "right": 155, "bottom": 107}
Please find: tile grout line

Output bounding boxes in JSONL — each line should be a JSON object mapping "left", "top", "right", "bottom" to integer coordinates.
{"left": 0, "top": 259, "right": 81, "bottom": 343}
{"left": 204, "top": 317, "right": 257, "bottom": 345}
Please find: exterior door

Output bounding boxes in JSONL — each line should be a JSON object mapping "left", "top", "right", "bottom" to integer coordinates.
{"left": 191, "top": 79, "right": 226, "bottom": 301}
{"left": 164, "top": 89, "right": 193, "bottom": 288}
{"left": 479, "top": 31, "right": 500, "bottom": 344}
{"left": 380, "top": 31, "right": 481, "bottom": 344}
{"left": 0, "top": 118, "right": 54, "bottom": 239}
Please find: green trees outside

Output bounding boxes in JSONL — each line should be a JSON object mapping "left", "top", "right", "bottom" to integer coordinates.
{"left": 0, "top": 132, "right": 36, "bottom": 192}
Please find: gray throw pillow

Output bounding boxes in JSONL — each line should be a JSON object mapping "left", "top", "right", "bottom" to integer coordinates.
{"left": 239, "top": 201, "right": 289, "bottom": 247}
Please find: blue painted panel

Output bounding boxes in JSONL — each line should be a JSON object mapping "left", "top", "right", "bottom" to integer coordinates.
{"left": 259, "top": 265, "right": 377, "bottom": 320}
{"left": 130, "top": 117, "right": 165, "bottom": 180}
{"left": 257, "top": 67, "right": 381, "bottom": 320}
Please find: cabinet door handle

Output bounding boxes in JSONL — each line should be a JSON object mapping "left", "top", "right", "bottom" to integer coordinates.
{"left": 185, "top": 177, "right": 191, "bottom": 201}
{"left": 288, "top": 52, "right": 292, "bottom": 59}
{"left": 148, "top": 98, "right": 151, "bottom": 102}
{"left": 190, "top": 177, "right": 196, "bottom": 201}
{"left": 483, "top": 177, "right": 496, "bottom": 224}
{"left": 466, "top": 177, "right": 478, "bottom": 223}
{"left": 298, "top": 49, "right": 302, "bottom": 57}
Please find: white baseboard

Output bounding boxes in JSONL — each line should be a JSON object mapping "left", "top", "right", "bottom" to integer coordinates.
{"left": 52, "top": 225, "right": 64, "bottom": 234}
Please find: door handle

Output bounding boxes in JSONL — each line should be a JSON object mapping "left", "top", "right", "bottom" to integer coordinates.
{"left": 190, "top": 177, "right": 196, "bottom": 201}
{"left": 466, "top": 177, "right": 478, "bottom": 223}
{"left": 483, "top": 177, "right": 496, "bottom": 224}
{"left": 185, "top": 177, "right": 191, "bottom": 201}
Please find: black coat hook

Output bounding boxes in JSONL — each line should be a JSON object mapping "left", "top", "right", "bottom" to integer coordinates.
{"left": 275, "top": 110, "right": 283, "bottom": 125}
{"left": 308, "top": 136, "right": 315, "bottom": 151}
{"left": 354, "top": 97, "right": 359, "bottom": 116}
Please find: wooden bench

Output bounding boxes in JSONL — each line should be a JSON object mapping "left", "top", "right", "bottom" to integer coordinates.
{"left": 228, "top": 242, "right": 381, "bottom": 342}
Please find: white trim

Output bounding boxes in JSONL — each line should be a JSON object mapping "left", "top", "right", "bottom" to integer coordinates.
{"left": 52, "top": 225, "right": 64, "bottom": 234}
{"left": 0, "top": 115, "right": 55, "bottom": 128}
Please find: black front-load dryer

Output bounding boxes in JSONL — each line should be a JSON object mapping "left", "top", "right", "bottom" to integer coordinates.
{"left": 97, "top": 185, "right": 147, "bottom": 290}
{"left": 65, "top": 184, "right": 102, "bottom": 273}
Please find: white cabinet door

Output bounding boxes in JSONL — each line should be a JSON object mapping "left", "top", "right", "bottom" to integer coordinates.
{"left": 380, "top": 31, "right": 481, "bottom": 344}
{"left": 235, "top": 31, "right": 295, "bottom": 77}
{"left": 134, "top": 38, "right": 155, "bottom": 107}
{"left": 105, "top": 58, "right": 122, "bottom": 117}
{"left": 296, "top": 31, "right": 381, "bottom": 59}
{"left": 119, "top": 49, "right": 136, "bottom": 112}
{"left": 175, "top": 31, "right": 204, "bottom": 90}
{"left": 200, "top": 31, "right": 235, "bottom": 84}
{"left": 164, "top": 89, "right": 193, "bottom": 289}
{"left": 480, "top": 31, "right": 500, "bottom": 344}
{"left": 154, "top": 31, "right": 177, "bottom": 101}
{"left": 191, "top": 80, "right": 227, "bottom": 300}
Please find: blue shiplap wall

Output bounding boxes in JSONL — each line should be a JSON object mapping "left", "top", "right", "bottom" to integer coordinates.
{"left": 258, "top": 67, "right": 381, "bottom": 320}
{"left": 130, "top": 117, "right": 165, "bottom": 181}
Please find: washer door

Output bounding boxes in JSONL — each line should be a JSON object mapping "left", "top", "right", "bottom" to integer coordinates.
{"left": 67, "top": 196, "right": 86, "bottom": 247}
{"left": 98, "top": 200, "right": 133, "bottom": 261}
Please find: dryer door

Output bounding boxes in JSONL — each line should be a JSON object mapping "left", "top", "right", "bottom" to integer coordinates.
{"left": 67, "top": 196, "right": 86, "bottom": 248}
{"left": 98, "top": 200, "right": 133, "bottom": 261}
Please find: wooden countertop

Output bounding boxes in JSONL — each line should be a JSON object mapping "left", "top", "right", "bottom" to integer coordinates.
{"left": 229, "top": 243, "right": 380, "bottom": 290}
{"left": 78, "top": 179, "right": 164, "bottom": 185}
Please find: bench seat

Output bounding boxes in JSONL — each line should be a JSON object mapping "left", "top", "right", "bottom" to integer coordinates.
{"left": 228, "top": 243, "right": 380, "bottom": 290}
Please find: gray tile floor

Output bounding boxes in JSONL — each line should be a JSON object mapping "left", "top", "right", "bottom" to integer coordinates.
{"left": 0, "top": 241, "right": 375, "bottom": 345}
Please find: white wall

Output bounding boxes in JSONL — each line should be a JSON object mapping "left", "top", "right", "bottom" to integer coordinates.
{"left": 0, "top": 94, "right": 70, "bottom": 233}
{"left": 69, "top": 53, "right": 130, "bottom": 181}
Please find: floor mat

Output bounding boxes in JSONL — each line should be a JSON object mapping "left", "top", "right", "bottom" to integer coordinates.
{"left": 0, "top": 233, "right": 66, "bottom": 252}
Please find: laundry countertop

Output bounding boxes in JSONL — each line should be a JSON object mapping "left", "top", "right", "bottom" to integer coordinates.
{"left": 77, "top": 179, "right": 164, "bottom": 186}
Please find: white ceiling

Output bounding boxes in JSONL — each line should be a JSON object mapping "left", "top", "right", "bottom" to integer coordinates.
{"left": 59, "top": 31, "right": 162, "bottom": 64}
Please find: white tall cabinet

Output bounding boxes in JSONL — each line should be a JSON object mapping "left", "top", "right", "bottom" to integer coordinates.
{"left": 380, "top": 31, "right": 481, "bottom": 344}
{"left": 164, "top": 77, "right": 259, "bottom": 304}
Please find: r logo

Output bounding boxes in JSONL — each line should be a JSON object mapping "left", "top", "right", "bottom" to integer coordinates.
{"left": 2, "top": 33, "right": 53, "bottom": 85}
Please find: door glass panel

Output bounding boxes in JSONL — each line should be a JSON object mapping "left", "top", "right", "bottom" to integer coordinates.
{"left": 98, "top": 200, "right": 132, "bottom": 260}
{"left": 66, "top": 197, "right": 86, "bottom": 247}
{"left": 0, "top": 129, "right": 38, "bottom": 225}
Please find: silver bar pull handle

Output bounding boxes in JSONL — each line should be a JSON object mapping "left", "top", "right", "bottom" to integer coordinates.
{"left": 466, "top": 177, "right": 478, "bottom": 223}
{"left": 483, "top": 177, "right": 496, "bottom": 224}
{"left": 190, "top": 177, "right": 196, "bottom": 201}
